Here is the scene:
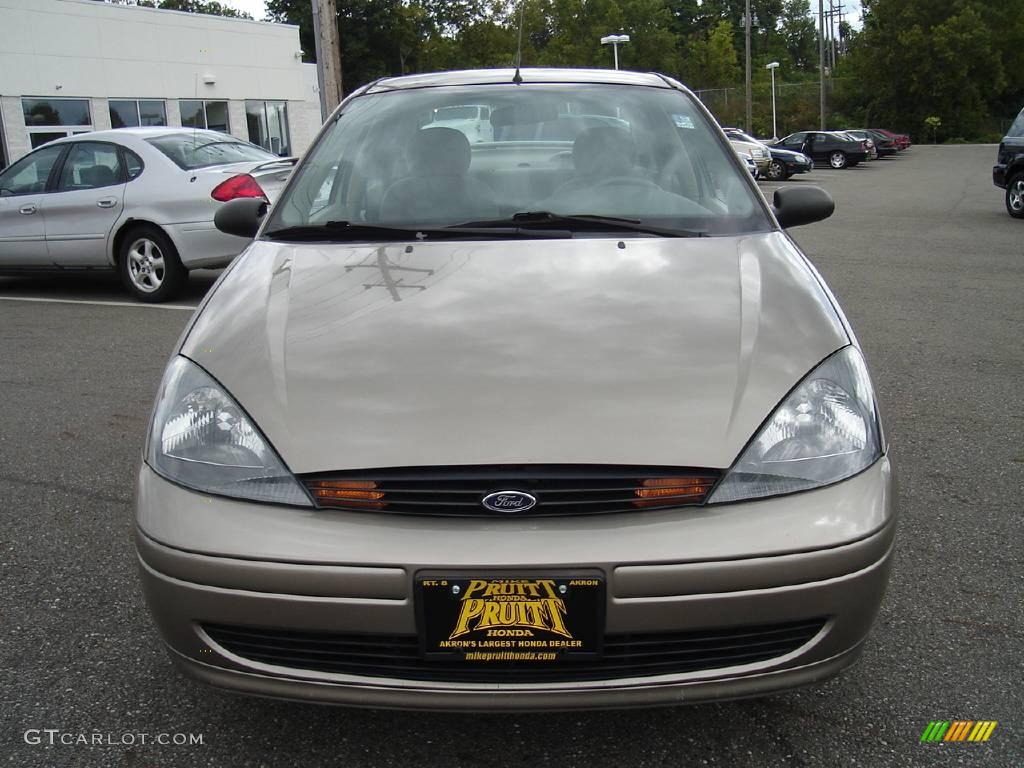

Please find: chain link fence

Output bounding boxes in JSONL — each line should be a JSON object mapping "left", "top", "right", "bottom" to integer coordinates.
{"left": 692, "top": 80, "right": 847, "bottom": 139}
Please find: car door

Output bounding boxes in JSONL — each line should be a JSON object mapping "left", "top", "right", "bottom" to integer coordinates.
{"left": 779, "top": 132, "right": 806, "bottom": 150}
{"left": 804, "top": 132, "right": 827, "bottom": 161}
{"left": 44, "top": 141, "right": 127, "bottom": 267}
{"left": 0, "top": 143, "right": 66, "bottom": 266}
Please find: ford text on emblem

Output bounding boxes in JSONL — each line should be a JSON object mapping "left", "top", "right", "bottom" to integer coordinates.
{"left": 481, "top": 491, "right": 537, "bottom": 513}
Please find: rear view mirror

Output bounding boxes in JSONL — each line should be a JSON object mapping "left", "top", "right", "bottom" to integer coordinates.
{"left": 214, "top": 198, "right": 268, "bottom": 239}
{"left": 772, "top": 186, "right": 834, "bottom": 228}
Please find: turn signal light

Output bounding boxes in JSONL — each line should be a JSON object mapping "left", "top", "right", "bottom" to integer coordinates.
{"left": 633, "top": 477, "right": 714, "bottom": 507}
{"left": 211, "top": 173, "right": 268, "bottom": 202}
{"left": 305, "top": 480, "right": 385, "bottom": 509}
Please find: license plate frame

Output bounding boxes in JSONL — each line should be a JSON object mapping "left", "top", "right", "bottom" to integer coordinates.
{"left": 416, "top": 573, "right": 605, "bottom": 663}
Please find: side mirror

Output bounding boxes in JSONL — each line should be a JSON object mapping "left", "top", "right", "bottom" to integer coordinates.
{"left": 214, "top": 197, "right": 268, "bottom": 239}
{"left": 772, "top": 185, "right": 834, "bottom": 228}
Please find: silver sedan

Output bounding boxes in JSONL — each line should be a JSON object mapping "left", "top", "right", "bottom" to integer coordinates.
{"left": 0, "top": 127, "right": 295, "bottom": 301}
{"left": 136, "top": 69, "right": 895, "bottom": 710}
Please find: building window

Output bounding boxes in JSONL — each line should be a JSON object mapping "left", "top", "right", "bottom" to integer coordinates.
{"left": 179, "top": 100, "right": 229, "bottom": 133}
{"left": 245, "top": 100, "right": 291, "bottom": 156}
{"left": 110, "top": 99, "right": 167, "bottom": 128}
{"left": 22, "top": 98, "right": 93, "bottom": 148}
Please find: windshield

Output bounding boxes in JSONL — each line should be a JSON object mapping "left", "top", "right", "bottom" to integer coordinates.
{"left": 1007, "top": 107, "right": 1024, "bottom": 139}
{"left": 266, "top": 83, "right": 771, "bottom": 239}
{"left": 729, "top": 130, "right": 763, "bottom": 145}
{"left": 147, "top": 131, "right": 277, "bottom": 170}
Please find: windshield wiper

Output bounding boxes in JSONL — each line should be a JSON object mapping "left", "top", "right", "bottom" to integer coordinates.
{"left": 262, "top": 220, "right": 569, "bottom": 242}
{"left": 455, "top": 211, "right": 707, "bottom": 238}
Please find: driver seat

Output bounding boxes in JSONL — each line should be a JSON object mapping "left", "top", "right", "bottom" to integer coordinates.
{"left": 379, "top": 127, "right": 497, "bottom": 223}
{"left": 553, "top": 126, "right": 638, "bottom": 196}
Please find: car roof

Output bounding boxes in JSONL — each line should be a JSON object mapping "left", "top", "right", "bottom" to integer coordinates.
{"left": 40, "top": 126, "right": 254, "bottom": 150}
{"left": 364, "top": 68, "right": 675, "bottom": 93}
{"left": 41, "top": 126, "right": 212, "bottom": 144}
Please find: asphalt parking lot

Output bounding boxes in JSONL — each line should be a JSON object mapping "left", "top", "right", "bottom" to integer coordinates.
{"left": 1, "top": 144, "right": 1021, "bottom": 767}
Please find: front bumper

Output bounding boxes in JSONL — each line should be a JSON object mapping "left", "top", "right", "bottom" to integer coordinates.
{"left": 135, "top": 457, "right": 895, "bottom": 710}
{"left": 993, "top": 164, "right": 1007, "bottom": 189}
{"left": 783, "top": 158, "right": 813, "bottom": 175}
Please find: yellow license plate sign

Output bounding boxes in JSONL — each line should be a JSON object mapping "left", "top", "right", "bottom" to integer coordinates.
{"left": 418, "top": 576, "right": 604, "bottom": 662}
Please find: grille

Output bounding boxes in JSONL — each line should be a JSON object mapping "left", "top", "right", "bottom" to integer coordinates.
{"left": 203, "top": 619, "right": 823, "bottom": 683}
{"left": 299, "top": 465, "right": 722, "bottom": 516}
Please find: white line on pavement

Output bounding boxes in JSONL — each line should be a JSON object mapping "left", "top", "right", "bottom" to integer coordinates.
{"left": 0, "top": 296, "right": 198, "bottom": 311}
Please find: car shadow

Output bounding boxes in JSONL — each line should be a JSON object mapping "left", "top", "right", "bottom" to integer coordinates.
{"left": 0, "top": 269, "right": 223, "bottom": 305}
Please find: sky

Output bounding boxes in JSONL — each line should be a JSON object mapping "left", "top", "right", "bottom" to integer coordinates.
{"left": 222, "top": 0, "right": 267, "bottom": 21}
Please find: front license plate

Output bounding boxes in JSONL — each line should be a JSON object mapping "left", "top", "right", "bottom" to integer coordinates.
{"left": 418, "top": 576, "right": 604, "bottom": 662}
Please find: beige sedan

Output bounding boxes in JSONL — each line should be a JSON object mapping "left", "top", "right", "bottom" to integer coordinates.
{"left": 136, "top": 68, "right": 895, "bottom": 710}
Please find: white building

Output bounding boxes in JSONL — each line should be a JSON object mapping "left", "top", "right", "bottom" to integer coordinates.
{"left": 0, "top": 0, "right": 323, "bottom": 169}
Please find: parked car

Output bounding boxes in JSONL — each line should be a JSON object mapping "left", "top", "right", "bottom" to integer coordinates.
{"left": 724, "top": 128, "right": 812, "bottom": 181}
{"left": 136, "top": 68, "right": 894, "bottom": 711}
{"left": 848, "top": 129, "right": 898, "bottom": 157}
{"left": 428, "top": 104, "right": 494, "bottom": 143}
{"left": 0, "top": 127, "right": 296, "bottom": 301}
{"left": 764, "top": 144, "right": 815, "bottom": 180}
{"left": 993, "top": 106, "right": 1024, "bottom": 218}
{"left": 869, "top": 128, "right": 910, "bottom": 150}
{"left": 837, "top": 131, "right": 877, "bottom": 161}
{"left": 740, "top": 152, "right": 759, "bottom": 178}
{"left": 722, "top": 127, "right": 771, "bottom": 174}
{"left": 770, "top": 131, "right": 869, "bottom": 169}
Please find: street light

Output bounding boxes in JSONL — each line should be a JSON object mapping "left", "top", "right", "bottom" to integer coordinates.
{"left": 600, "top": 34, "right": 630, "bottom": 70}
{"left": 766, "top": 61, "right": 780, "bottom": 140}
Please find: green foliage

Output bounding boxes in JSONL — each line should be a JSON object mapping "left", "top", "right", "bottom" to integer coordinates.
{"left": 835, "top": 0, "right": 1023, "bottom": 140}
{"left": 685, "top": 20, "right": 740, "bottom": 88}
{"left": 135, "top": 0, "right": 252, "bottom": 18}
{"left": 261, "top": 0, "right": 1022, "bottom": 140}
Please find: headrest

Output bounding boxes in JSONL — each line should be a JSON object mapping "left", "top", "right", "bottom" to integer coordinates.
{"left": 81, "top": 165, "right": 117, "bottom": 187}
{"left": 409, "top": 127, "right": 471, "bottom": 176}
{"left": 572, "top": 126, "right": 635, "bottom": 176}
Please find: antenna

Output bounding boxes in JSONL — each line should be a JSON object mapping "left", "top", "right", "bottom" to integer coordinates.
{"left": 512, "top": 0, "right": 525, "bottom": 84}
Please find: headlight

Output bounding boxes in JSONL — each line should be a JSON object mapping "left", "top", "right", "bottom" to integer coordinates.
{"left": 146, "top": 356, "right": 312, "bottom": 506}
{"left": 709, "top": 346, "right": 882, "bottom": 503}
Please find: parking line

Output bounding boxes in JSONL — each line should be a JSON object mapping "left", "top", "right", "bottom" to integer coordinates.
{"left": 0, "top": 296, "right": 198, "bottom": 311}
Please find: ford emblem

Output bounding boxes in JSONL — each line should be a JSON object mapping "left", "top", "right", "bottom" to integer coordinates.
{"left": 481, "top": 491, "right": 537, "bottom": 513}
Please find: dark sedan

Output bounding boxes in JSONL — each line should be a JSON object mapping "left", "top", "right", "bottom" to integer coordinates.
{"left": 722, "top": 128, "right": 808, "bottom": 180}
{"left": 870, "top": 128, "right": 911, "bottom": 150}
{"left": 771, "top": 131, "right": 869, "bottom": 169}
{"left": 764, "top": 145, "right": 814, "bottom": 180}
{"left": 848, "top": 129, "right": 898, "bottom": 157}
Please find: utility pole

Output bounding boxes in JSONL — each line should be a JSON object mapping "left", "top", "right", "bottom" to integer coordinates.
{"left": 818, "top": 0, "right": 827, "bottom": 130}
{"left": 311, "top": 0, "right": 343, "bottom": 118}
{"left": 744, "top": 0, "right": 752, "bottom": 134}
{"left": 829, "top": 1, "right": 843, "bottom": 69}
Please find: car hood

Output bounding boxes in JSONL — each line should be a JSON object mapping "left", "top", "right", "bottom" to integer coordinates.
{"left": 769, "top": 147, "right": 809, "bottom": 161}
{"left": 181, "top": 234, "right": 848, "bottom": 474}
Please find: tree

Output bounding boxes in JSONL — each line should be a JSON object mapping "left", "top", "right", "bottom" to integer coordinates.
{"left": 838, "top": 0, "right": 1014, "bottom": 139}
{"left": 685, "top": 19, "right": 741, "bottom": 89}
{"left": 779, "top": 0, "right": 816, "bottom": 71}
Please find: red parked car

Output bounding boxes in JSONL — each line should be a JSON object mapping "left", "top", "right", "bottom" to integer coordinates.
{"left": 870, "top": 128, "right": 910, "bottom": 150}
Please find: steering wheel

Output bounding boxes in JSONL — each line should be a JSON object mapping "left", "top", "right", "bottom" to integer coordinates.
{"left": 595, "top": 176, "right": 661, "bottom": 190}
